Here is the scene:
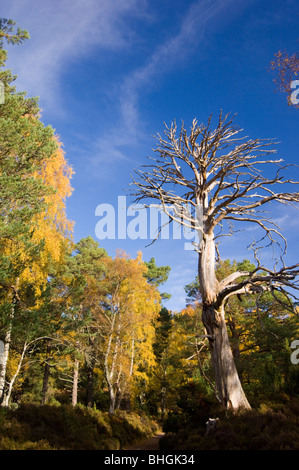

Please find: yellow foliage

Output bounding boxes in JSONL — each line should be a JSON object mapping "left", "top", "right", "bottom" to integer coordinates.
{"left": 6, "top": 349, "right": 28, "bottom": 388}
{"left": 90, "top": 250, "right": 161, "bottom": 398}
{"left": 21, "top": 136, "right": 74, "bottom": 290}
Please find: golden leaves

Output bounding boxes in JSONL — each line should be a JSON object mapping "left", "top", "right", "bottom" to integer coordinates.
{"left": 21, "top": 135, "right": 74, "bottom": 289}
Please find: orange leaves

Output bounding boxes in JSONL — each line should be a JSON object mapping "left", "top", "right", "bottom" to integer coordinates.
{"left": 34, "top": 136, "right": 74, "bottom": 238}
{"left": 22, "top": 135, "right": 74, "bottom": 288}
{"left": 270, "top": 50, "right": 299, "bottom": 108}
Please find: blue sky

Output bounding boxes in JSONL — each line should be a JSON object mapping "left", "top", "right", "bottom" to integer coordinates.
{"left": 1, "top": 0, "right": 299, "bottom": 311}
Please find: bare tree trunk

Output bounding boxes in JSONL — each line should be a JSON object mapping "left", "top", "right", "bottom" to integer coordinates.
{"left": 0, "top": 324, "right": 12, "bottom": 403}
{"left": 199, "top": 232, "right": 250, "bottom": 410}
{"left": 0, "top": 282, "right": 19, "bottom": 404}
{"left": 105, "top": 332, "right": 116, "bottom": 414}
{"left": 41, "top": 361, "right": 51, "bottom": 405}
{"left": 104, "top": 306, "right": 122, "bottom": 414}
{"left": 0, "top": 294, "right": 16, "bottom": 404}
{"left": 202, "top": 304, "right": 250, "bottom": 409}
{"left": 72, "top": 359, "right": 79, "bottom": 406}
{"left": 41, "top": 341, "right": 52, "bottom": 405}
{"left": 109, "top": 389, "right": 116, "bottom": 414}
{"left": 115, "top": 389, "right": 122, "bottom": 410}
{"left": 86, "top": 361, "right": 94, "bottom": 408}
{"left": 2, "top": 340, "right": 27, "bottom": 407}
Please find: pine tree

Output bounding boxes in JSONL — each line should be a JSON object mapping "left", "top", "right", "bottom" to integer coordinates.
{"left": 0, "top": 19, "right": 73, "bottom": 403}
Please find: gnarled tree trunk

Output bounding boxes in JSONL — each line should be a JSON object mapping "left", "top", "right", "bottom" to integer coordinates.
{"left": 202, "top": 304, "right": 250, "bottom": 409}
{"left": 199, "top": 231, "right": 250, "bottom": 410}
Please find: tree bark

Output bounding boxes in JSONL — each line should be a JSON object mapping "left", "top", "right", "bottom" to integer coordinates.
{"left": 86, "top": 362, "right": 94, "bottom": 408}
{"left": 2, "top": 340, "right": 28, "bottom": 407}
{"left": 0, "top": 283, "right": 19, "bottom": 404}
{"left": 72, "top": 359, "right": 79, "bottom": 406}
{"left": 109, "top": 389, "right": 116, "bottom": 414}
{"left": 0, "top": 324, "right": 12, "bottom": 403}
{"left": 199, "top": 231, "right": 251, "bottom": 410}
{"left": 41, "top": 341, "right": 52, "bottom": 405}
{"left": 41, "top": 361, "right": 51, "bottom": 406}
{"left": 0, "top": 295, "right": 16, "bottom": 404}
{"left": 202, "top": 304, "right": 250, "bottom": 409}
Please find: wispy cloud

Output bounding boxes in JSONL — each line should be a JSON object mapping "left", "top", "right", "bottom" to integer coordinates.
{"left": 2, "top": 0, "right": 245, "bottom": 173}
{"left": 118, "top": 0, "right": 237, "bottom": 135}
{"left": 2, "top": 0, "right": 148, "bottom": 110}
{"left": 93, "top": 0, "right": 240, "bottom": 173}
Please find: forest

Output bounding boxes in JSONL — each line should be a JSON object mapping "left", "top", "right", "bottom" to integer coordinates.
{"left": 0, "top": 18, "right": 299, "bottom": 452}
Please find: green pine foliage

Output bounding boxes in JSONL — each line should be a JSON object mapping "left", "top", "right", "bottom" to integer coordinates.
{"left": 0, "top": 19, "right": 58, "bottom": 288}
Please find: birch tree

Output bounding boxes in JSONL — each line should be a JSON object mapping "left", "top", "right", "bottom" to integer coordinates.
{"left": 94, "top": 252, "right": 160, "bottom": 413}
{"left": 130, "top": 111, "right": 299, "bottom": 410}
{"left": 0, "top": 20, "right": 66, "bottom": 403}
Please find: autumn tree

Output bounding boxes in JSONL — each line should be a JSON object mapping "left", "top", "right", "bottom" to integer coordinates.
{"left": 150, "top": 307, "right": 173, "bottom": 415}
{"left": 270, "top": 50, "right": 299, "bottom": 108}
{"left": 131, "top": 111, "right": 299, "bottom": 410}
{"left": 0, "top": 23, "right": 57, "bottom": 291}
{"left": 0, "top": 19, "right": 74, "bottom": 404}
{"left": 91, "top": 251, "right": 160, "bottom": 413}
{"left": 0, "top": 130, "right": 73, "bottom": 406}
{"left": 62, "top": 237, "right": 107, "bottom": 406}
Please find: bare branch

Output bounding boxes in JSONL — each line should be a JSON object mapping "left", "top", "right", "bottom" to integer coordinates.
{"left": 130, "top": 111, "right": 299, "bottom": 308}
{"left": 131, "top": 112, "right": 299, "bottom": 250}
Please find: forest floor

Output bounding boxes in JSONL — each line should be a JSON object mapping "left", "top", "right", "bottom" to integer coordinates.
{"left": 125, "top": 431, "right": 165, "bottom": 450}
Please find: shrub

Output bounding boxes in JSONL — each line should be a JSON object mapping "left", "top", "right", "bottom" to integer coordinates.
{"left": 160, "top": 400, "right": 299, "bottom": 450}
{"left": 0, "top": 404, "right": 158, "bottom": 450}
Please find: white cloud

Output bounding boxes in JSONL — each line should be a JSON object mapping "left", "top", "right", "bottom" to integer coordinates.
{"left": 92, "top": 0, "right": 240, "bottom": 173}
{"left": 118, "top": 0, "right": 237, "bottom": 136}
{"left": 2, "top": 0, "right": 148, "bottom": 110}
{"left": 1, "top": 0, "right": 248, "bottom": 173}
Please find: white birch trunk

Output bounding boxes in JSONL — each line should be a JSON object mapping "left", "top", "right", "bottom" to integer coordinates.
{"left": 72, "top": 359, "right": 79, "bottom": 406}
{"left": 2, "top": 340, "right": 28, "bottom": 407}
{"left": 0, "top": 307, "right": 14, "bottom": 403}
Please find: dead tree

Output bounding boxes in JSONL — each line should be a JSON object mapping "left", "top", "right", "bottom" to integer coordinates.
{"left": 130, "top": 111, "right": 299, "bottom": 410}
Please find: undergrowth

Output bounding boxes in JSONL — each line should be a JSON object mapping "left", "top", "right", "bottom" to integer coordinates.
{"left": 160, "top": 398, "right": 299, "bottom": 450}
{"left": 0, "top": 404, "right": 159, "bottom": 450}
